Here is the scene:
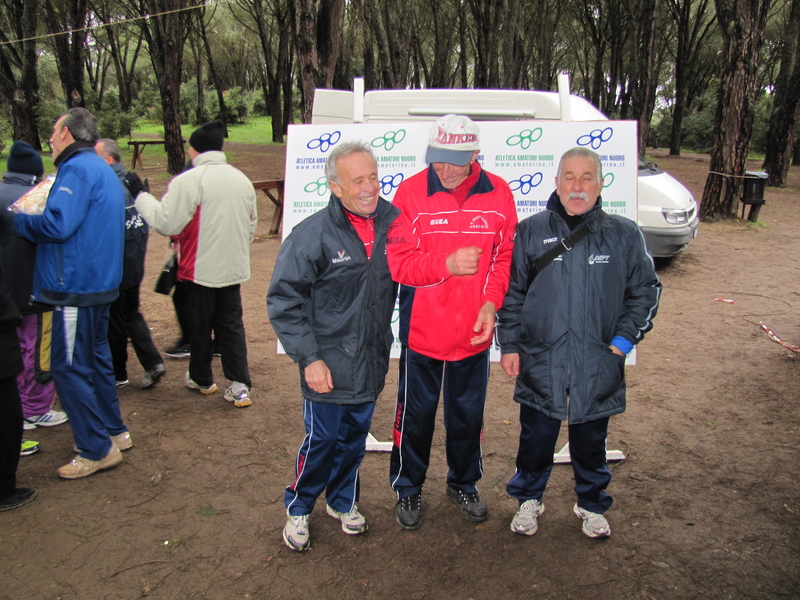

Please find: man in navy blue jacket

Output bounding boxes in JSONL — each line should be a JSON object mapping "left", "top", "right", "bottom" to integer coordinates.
{"left": 13, "top": 108, "right": 130, "bottom": 480}
{"left": 497, "top": 147, "right": 660, "bottom": 539}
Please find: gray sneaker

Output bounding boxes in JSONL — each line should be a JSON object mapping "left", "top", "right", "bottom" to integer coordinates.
{"left": 326, "top": 504, "right": 368, "bottom": 535}
{"left": 283, "top": 512, "right": 310, "bottom": 551}
{"left": 223, "top": 385, "right": 252, "bottom": 408}
{"left": 141, "top": 364, "right": 166, "bottom": 389}
{"left": 184, "top": 371, "right": 217, "bottom": 394}
{"left": 510, "top": 499, "right": 545, "bottom": 536}
{"left": 446, "top": 485, "right": 488, "bottom": 522}
{"left": 396, "top": 493, "right": 422, "bottom": 529}
{"left": 573, "top": 503, "right": 611, "bottom": 538}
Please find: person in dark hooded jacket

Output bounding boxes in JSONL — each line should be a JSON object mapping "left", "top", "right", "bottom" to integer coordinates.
{"left": 497, "top": 146, "right": 660, "bottom": 539}
{"left": 95, "top": 139, "right": 165, "bottom": 390}
{"left": 0, "top": 141, "right": 66, "bottom": 434}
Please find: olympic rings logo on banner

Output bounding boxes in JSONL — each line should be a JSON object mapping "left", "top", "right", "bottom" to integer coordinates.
{"left": 307, "top": 131, "right": 341, "bottom": 153}
{"left": 304, "top": 177, "right": 329, "bottom": 196}
{"left": 577, "top": 127, "right": 613, "bottom": 150}
{"left": 603, "top": 172, "right": 615, "bottom": 188}
{"left": 380, "top": 173, "right": 404, "bottom": 195}
{"left": 506, "top": 128, "right": 543, "bottom": 149}
{"left": 509, "top": 173, "right": 544, "bottom": 195}
{"left": 371, "top": 130, "right": 406, "bottom": 151}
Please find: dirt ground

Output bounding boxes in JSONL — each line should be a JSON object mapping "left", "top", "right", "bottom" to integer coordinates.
{"left": 2, "top": 142, "right": 799, "bottom": 600}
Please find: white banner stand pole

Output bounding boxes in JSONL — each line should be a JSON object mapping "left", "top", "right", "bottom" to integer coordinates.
{"left": 365, "top": 432, "right": 392, "bottom": 452}
{"left": 553, "top": 442, "right": 626, "bottom": 464}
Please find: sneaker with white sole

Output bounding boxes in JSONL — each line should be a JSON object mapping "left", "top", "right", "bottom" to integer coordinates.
{"left": 164, "top": 342, "right": 190, "bottom": 358}
{"left": 510, "top": 499, "right": 545, "bottom": 536}
{"left": 283, "top": 512, "right": 310, "bottom": 551}
{"left": 184, "top": 371, "right": 217, "bottom": 394}
{"left": 326, "top": 504, "right": 368, "bottom": 535}
{"left": 57, "top": 444, "right": 123, "bottom": 479}
{"left": 573, "top": 503, "right": 611, "bottom": 538}
{"left": 20, "top": 439, "right": 41, "bottom": 456}
{"left": 116, "top": 379, "right": 129, "bottom": 388}
{"left": 23, "top": 409, "right": 69, "bottom": 429}
{"left": 223, "top": 386, "right": 251, "bottom": 407}
{"left": 141, "top": 364, "right": 166, "bottom": 389}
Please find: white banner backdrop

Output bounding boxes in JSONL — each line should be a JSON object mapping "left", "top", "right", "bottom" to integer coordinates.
{"left": 282, "top": 120, "right": 638, "bottom": 360}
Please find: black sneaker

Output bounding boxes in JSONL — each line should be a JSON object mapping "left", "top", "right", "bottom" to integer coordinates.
{"left": 395, "top": 493, "right": 422, "bottom": 529}
{"left": 164, "top": 342, "right": 190, "bottom": 358}
{"left": 446, "top": 485, "right": 488, "bottom": 522}
{"left": 0, "top": 488, "right": 37, "bottom": 512}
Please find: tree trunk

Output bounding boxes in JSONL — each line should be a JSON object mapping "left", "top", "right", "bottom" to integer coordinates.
{"left": 43, "top": 0, "right": 88, "bottom": 107}
{"left": 198, "top": 6, "right": 228, "bottom": 131}
{"left": 0, "top": 0, "right": 42, "bottom": 149}
{"left": 137, "top": 0, "right": 193, "bottom": 175}
{"left": 761, "top": 0, "right": 800, "bottom": 186}
{"left": 700, "top": 0, "right": 771, "bottom": 220}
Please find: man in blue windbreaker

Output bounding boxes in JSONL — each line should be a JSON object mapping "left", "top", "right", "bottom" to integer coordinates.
{"left": 497, "top": 147, "right": 660, "bottom": 539}
{"left": 13, "top": 108, "right": 131, "bottom": 480}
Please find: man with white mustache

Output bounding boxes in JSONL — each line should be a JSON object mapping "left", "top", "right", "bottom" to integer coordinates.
{"left": 497, "top": 146, "right": 661, "bottom": 539}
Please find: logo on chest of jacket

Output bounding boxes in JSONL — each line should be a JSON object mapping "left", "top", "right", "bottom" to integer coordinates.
{"left": 588, "top": 254, "right": 610, "bottom": 264}
{"left": 430, "top": 218, "right": 448, "bottom": 226}
{"left": 469, "top": 215, "right": 489, "bottom": 229}
{"left": 543, "top": 236, "right": 558, "bottom": 244}
{"left": 332, "top": 250, "right": 352, "bottom": 264}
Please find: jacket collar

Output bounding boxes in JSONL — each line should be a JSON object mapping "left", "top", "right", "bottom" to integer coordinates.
{"left": 546, "top": 190, "right": 604, "bottom": 232}
{"left": 110, "top": 161, "right": 126, "bottom": 177}
{"left": 328, "top": 193, "right": 399, "bottom": 231}
{"left": 425, "top": 163, "right": 495, "bottom": 198}
{"left": 3, "top": 171, "right": 41, "bottom": 186}
{"left": 53, "top": 141, "right": 96, "bottom": 168}
{"left": 192, "top": 151, "right": 227, "bottom": 167}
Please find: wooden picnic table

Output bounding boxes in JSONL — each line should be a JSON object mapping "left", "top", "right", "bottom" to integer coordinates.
{"left": 127, "top": 139, "right": 186, "bottom": 169}
{"left": 252, "top": 179, "right": 285, "bottom": 236}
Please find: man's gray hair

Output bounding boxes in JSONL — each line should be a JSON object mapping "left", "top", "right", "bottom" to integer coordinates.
{"left": 324, "top": 141, "right": 376, "bottom": 183}
{"left": 60, "top": 107, "right": 99, "bottom": 144}
{"left": 557, "top": 146, "right": 604, "bottom": 185}
{"left": 97, "top": 138, "right": 121, "bottom": 163}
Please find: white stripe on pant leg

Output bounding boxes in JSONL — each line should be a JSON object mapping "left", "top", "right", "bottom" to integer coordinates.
{"left": 286, "top": 399, "right": 315, "bottom": 513}
{"left": 61, "top": 306, "right": 79, "bottom": 367}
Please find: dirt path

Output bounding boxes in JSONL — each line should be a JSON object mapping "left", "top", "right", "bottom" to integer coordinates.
{"left": 1, "top": 145, "right": 798, "bottom": 600}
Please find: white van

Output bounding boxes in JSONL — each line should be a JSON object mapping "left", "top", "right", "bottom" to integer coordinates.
{"left": 311, "top": 83, "right": 699, "bottom": 257}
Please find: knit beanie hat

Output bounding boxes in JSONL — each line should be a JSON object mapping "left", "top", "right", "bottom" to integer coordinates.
{"left": 189, "top": 120, "right": 225, "bottom": 153}
{"left": 7, "top": 141, "right": 44, "bottom": 177}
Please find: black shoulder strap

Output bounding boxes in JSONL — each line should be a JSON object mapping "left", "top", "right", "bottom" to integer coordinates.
{"left": 526, "top": 210, "right": 608, "bottom": 290}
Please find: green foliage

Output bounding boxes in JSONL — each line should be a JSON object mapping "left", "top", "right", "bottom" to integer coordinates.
{"left": 85, "top": 88, "right": 138, "bottom": 140}
{"left": 36, "top": 100, "right": 67, "bottom": 149}
{"left": 134, "top": 116, "right": 276, "bottom": 145}
{"left": 224, "top": 87, "right": 253, "bottom": 125}
{"left": 0, "top": 116, "right": 9, "bottom": 155}
{"left": 133, "top": 75, "right": 163, "bottom": 122}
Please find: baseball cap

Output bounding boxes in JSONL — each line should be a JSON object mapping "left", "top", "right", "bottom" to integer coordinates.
{"left": 425, "top": 114, "right": 480, "bottom": 166}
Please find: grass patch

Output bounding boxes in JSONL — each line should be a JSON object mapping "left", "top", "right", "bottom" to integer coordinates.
{"left": 133, "top": 116, "right": 276, "bottom": 145}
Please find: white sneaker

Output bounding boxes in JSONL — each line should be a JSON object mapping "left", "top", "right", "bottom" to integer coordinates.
{"left": 510, "top": 499, "right": 545, "bottom": 536}
{"left": 573, "top": 503, "right": 611, "bottom": 538}
{"left": 326, "top": 504, "right": 368, "bottom": 535}
{"left": 23, "top": 409, "right": 69, "bottom": 429}
{"left": 283, "top": 512, "right": 310, "bottom": 551}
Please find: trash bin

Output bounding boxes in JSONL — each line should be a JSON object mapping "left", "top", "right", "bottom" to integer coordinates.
{"left": 741, "top": 171, "right": 768, "bottom": 222}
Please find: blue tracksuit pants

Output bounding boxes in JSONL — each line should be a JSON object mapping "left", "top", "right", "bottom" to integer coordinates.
{"left": 507, "top": 403, "right": 613, "bottom": 514}
{"left": 390, "top": 346, "right": 489, "bottom": 498}
{"left": 285, "top": 399, "right": 375, "bottom": 517}
{"left": 51, "top": 305, "right": 126, "bottom": 461}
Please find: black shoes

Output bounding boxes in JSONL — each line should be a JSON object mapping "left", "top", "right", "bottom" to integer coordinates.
{"left": 396, "top": 493, "right": 422, "bottom": 529}
{"left": 446, "top": 485, "right": 489, "bottom": 522}
{"left": 0, "top": 488, "right": 37, "bottom": 512}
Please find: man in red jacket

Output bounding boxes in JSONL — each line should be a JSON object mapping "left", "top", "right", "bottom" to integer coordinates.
{"left": 387, "top": 114, "right": 517, "bottom": 529}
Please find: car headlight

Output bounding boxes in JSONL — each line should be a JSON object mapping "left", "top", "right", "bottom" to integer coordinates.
{"left": 662, "top": 208, "right": 689, "bottom": 224}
